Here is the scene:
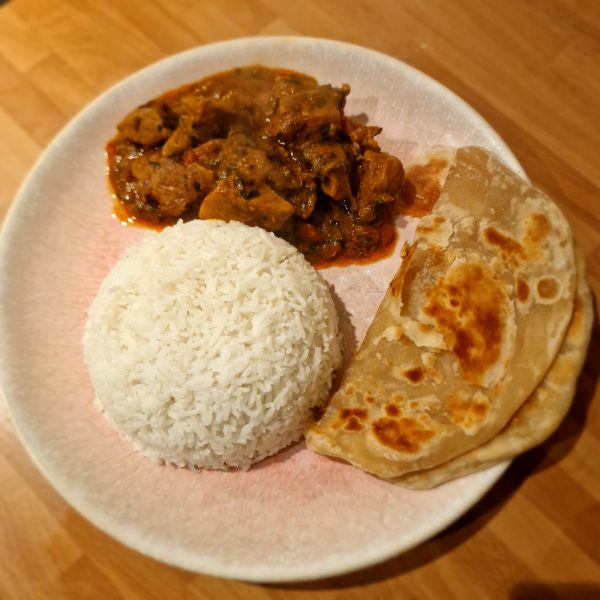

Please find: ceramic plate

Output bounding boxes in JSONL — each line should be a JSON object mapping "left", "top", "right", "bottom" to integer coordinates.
{"left": 0, "top": 38, "right": 522, "bottom": 582}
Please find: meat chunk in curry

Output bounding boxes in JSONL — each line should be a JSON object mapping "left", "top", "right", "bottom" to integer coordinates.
{"left": 107, "top": 66, "right": 405, "bottom": 266}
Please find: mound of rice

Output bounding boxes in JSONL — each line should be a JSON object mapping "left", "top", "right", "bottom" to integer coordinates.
{"left": 84, "top": 220, "right": 342, "bottom": 470}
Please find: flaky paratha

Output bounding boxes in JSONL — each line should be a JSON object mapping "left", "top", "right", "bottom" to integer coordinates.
{"left": 396, "top": 248, "right": 593, "bottom": 488}
{"left": 306, "top": 146, "right": 576, "bottom": 479}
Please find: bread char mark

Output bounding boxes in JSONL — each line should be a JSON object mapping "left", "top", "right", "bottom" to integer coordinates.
{"left": 423, "top": 260, "right": 507, "bottom": 386}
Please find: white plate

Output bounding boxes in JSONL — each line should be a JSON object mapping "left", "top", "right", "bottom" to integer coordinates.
{"left": 0, "top": 37, "right": 521, "bottom": 582}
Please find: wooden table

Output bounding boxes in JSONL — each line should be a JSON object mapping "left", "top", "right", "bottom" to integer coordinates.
{"left": 1, "top": 1, "right": 598, "bottom": 598}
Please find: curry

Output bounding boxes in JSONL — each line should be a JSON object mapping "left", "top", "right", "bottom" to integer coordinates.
{"left": 107, "top": 66, "right": 404, "bottom": 266}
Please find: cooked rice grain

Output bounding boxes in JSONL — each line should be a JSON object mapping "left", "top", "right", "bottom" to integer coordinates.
{"left": 84, "top": 220, "right": 342, "bottom": 470}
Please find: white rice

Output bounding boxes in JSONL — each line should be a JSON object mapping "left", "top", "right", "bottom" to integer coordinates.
{"left": 84, "top": 219, "right": 342, "bottom": 470}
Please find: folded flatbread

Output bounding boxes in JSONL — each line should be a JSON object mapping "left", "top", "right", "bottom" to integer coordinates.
{"left": 306, "top": 146, "right": 576, "bottom": 479}
{"left": 395, "top": 248, "right": 592, "bottom": 488}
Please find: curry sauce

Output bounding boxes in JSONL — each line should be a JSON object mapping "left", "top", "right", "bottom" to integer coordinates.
{"left": 107, "top": 66, "right": 405, "bottom": 266}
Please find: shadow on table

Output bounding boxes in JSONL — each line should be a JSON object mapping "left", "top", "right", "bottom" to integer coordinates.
{"left": 278, "top": 306, "right": 599, "bottom": 591}
{"left": 510, "top": 582, "right": 600, "bottom": 599}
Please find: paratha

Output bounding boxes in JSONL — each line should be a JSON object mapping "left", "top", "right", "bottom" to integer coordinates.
{"left": 306, "top": 146, "right": 576, "bottom": 479}
{"left": 395, "top": 248, "right": 593, "bottom": 488}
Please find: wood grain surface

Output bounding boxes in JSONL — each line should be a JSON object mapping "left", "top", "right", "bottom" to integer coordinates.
{"left": 1, "top": 1, "right": 599, "bottom": 598}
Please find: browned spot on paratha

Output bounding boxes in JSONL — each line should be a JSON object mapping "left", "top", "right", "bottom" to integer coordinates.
{"left": 371, "top": 417, "right": 435, "bottom": 453}
{"left": 403, "top": 367, "right": 424, "bottom": 383}
{"left": 525, "top": 213, "right": 550, "bottom": 244}
{"left": 447, "top": 391, "right": 491, "bottom": 433}
{"left": 423, "top": 261, "right": 508, "bottom": 386}
{"left": 338, "top": 408, "right": 368, "bottom": 432}
{"left": 384, "top": 403, "right": 400, "bottom": 416}
{"left": 339, "top": 408, "right": 367, "bottom": 420}
{"left": 537, "top": 276, "right": 560, "bottom": 301}
{"left": 516, "top": 277, "right": 530, "bottom": 301}
{"left": 483, "top": 226, "right": 525, "bottom": 264}
{"left": 345, "top": 417, "right": 363, "bottom": 431}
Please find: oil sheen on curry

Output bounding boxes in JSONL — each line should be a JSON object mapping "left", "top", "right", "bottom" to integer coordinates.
{"left": 107, "top": 66, "right": 405, "bottom": 266}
